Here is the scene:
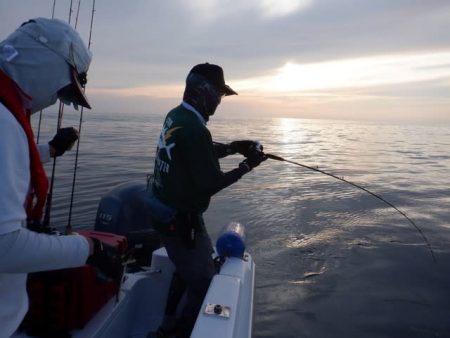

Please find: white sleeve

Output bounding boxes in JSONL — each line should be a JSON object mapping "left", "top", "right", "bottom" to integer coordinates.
{"left": 0, "top": 105, "right": 30, "bottom": 235}
{"left": 0, "top": 228, "right": 89, "bottom": 273}
{"left": 38, "top": 143, "right": 51, "bottom": 163}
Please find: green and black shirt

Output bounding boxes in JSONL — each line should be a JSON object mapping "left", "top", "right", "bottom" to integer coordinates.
{"left": 152, "top": 104, "right": 247, "bottom": 216}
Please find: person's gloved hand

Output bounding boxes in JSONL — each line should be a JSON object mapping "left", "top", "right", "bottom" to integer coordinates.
{"left": 86, "top": 237, "right": 125, "bottom": 285}
{"left": 229, "top": 140, "right": 262, "bottom": 157}
{"left": 48, "top": 127, "right": 79, "bottom": 157}
{"left": 241, "top": 150, "right": 267, "bottom": 170}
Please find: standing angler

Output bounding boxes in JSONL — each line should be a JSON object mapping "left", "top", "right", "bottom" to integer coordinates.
{"left": 150, "top": 63, "right": 267, "bottom": 338}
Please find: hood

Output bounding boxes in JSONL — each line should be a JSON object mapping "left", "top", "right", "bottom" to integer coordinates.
{"left": 0, "top": 18, "right": 92, "bottom": 113}
{"left": 183, "top": 72, "right": 222, "bottom": 122}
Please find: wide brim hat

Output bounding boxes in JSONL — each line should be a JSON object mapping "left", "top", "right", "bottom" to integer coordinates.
{"left": 18, "top": 18, "right": 92, "bottom": 109}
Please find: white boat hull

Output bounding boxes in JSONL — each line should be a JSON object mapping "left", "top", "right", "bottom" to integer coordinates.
{"left": 13, "top": 247, "right": 254, "bottom": 338}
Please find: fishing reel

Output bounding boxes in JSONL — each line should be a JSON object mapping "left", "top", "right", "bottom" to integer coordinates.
{"left": 249, "top": 141, "right": 267, "bottom": 159}
{"left": 239, "top": 141, "right": 267, "bottom": 171}
{"left": 252, "top": 141, "right": 264, "bottom": 154}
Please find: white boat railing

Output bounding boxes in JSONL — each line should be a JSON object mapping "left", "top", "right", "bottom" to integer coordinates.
{"left": 192, "top": 252, "right": 255, "bottom": 338}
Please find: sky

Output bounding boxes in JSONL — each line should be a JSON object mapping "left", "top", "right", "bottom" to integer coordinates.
{"left": 1, "top": 0, "right": 450, "bottom": 122}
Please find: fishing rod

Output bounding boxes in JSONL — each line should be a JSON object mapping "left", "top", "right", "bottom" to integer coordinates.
{"left": 42, "top": 101, "right": 65, "bottom": 229}
{"left": 35, "top": 1, "right": 61, "bottom": 228}
{"left": 51, "top": 0, "right": 57, "bottom": 18}
{"left": 263, "top": 152, "right": 436, "bottom": 262}
{"left": 68, "top": 0, "right": 74, "bottom": 25}
{"left": 36, "top": 0, "right": 58, "bottom": 143}
{"left": 36, "top": 111, "right": 43, "bottom": 144}
{"left": 74, "top": 0, "right": 82, "bottom": 29}
{"left": 42, "top": 0, "right": 78, "bottom": 230}
{"left": 67, "top": 0, "right": 97, "bottom": 232}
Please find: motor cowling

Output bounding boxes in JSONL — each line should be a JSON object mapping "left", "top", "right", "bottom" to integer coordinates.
{"left": 94, "top": 181, "right": 161, "bottom": 266}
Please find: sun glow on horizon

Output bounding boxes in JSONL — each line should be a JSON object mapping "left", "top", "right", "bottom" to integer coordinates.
{"left": 90, "top": 84, "right": 184, "bottom": 98}
{"left": 235, "top": 51, "right": 450, "bottom": 94}
{"left": 91, "top": 50, "right": 450, "bottom": 103}
{"left": 88, "top": 50, "right": 450, "bottom": 122}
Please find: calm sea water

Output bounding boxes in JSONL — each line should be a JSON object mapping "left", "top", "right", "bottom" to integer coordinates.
{"left": 33, "top": 109, "right": 450, "bottom": 338}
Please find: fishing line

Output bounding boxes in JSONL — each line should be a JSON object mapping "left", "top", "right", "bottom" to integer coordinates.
{"left": 265, "top": 153, "right": 436, "bottom": 262}
{"left": 67, "top": 0, "right": 96, "bottom": 232}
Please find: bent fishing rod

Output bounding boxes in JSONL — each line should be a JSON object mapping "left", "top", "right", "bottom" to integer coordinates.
{"left": 262, "top": 152, "right": 436, "bottom": 262}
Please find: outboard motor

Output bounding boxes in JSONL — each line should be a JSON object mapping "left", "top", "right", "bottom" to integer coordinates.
{"left": 95, "top": 181, "right": 161, "bottom": 267}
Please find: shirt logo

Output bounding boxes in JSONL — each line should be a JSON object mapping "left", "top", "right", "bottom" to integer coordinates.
{"left": 158, "top": 126, "right": 181, "bottom": 161}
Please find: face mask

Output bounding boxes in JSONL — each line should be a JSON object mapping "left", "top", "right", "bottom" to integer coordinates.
{"left": 30, "top": 92, "right": 58, "bottom": 114}
{"left": 183, "top": 73, "right": 222, "bottom": 121}
{"left": 0, "top": 40, "right": 72, "bottom": 113}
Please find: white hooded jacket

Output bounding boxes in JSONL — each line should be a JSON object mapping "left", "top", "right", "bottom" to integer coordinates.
{"left": 0, "top": 18, "right": 92, "bottom": 338}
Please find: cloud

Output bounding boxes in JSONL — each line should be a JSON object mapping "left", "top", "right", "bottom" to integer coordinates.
{"left": 2, "top": 0, "right": 450, "bottom": 121}
{"left": 259, "top": 0, "right": 313, "bottom": 18}
{"left": 87, "top": 0, "right": 450, "bottom": 89}
{"left": 182, "top": 0, "right": 312, "bottom": 22}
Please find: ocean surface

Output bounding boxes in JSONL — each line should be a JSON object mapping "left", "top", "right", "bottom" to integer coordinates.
{"left": 33, "top": 109, "right": 450, "bottom": 338}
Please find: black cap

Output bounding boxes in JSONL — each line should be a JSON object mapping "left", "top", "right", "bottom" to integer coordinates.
{"left": 189, "top": 63, "right": 237, "bottom": 96}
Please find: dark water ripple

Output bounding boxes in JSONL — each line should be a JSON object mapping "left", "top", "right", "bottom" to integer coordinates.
{"left": 33, "top": 111, "right": 450, "bottom": 337}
